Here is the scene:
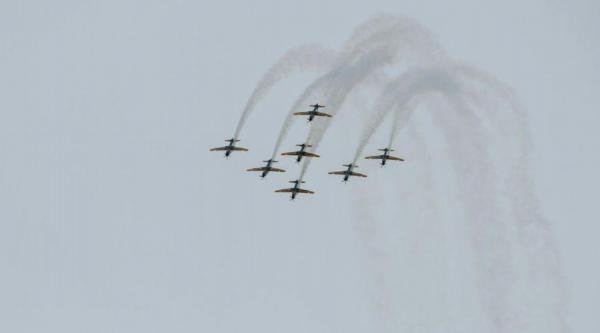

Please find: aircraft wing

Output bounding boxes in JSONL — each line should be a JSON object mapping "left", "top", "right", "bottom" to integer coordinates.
{"left": 230, "top": 146, "right": 248, "bottom": 151}
{"left": 210, "top": 146, "right": 229, "bottom": 151}
{"left": 275, "top": 188, "right": 294, "bottom": 193}
{"left": 247, "top": 167, "right": 267, "bottom": 172}
{"left": 350, "top": 171, "right": 368, "bottom": 177}
{"left": 270, "top": 168, "right": 286, "bottom": 172}
{"left": 365, "top": 155, "right": 385, "bottom": 160}
{"left": 296, "top": 189, "right": 314, "bottom": 194}
{"left": 387, "top": 156, "right": 404, "bottom": 161}
{"left": 328, "top": 171, "right": 347, "bottom": 175}
{"left": 313, "top": 112, "right": 332, "bottom": 117}
{"left": 293, "top": 112, "right": 313, "bottom": 116}
{"left": 281, "top": 151, "right": 300, "bottom": 156}
{"left": 303, "top": 152, "right": 320, "bottom": 158}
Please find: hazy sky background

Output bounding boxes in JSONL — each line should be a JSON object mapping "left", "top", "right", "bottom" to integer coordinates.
{"left": 1, "top": 0, "right": 599, "bottom": 332}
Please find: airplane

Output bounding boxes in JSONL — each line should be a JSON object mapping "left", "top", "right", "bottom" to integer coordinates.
{"left": 210, "top": 138, "right": 248, "bottom": 157}
{"left": 281, "top": 143, "right": 320, "bottom": 163}
{"left": 328, "top": 163, "right": 368, "bottom": 182}
{"left": 365, "top": 147, "right": 405, "bottom": 166}
{"left": 247, "top": 159, "right": 286, "bottom": 178}
{"left": 293, "top": 103, "right": 332, "bottom": 122}
{"left": 275, "top": 179, "right": 314, "bottom": 200}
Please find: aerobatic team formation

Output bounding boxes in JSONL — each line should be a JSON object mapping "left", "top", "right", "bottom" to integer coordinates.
{"left": 205, "top": 15, "right": 567, "bottom": 331}
{"left": 207, "top": 15, "right": 522, "bottom": 200}
{"left": 210, "top": 103, "right": 405, "bottom": 200}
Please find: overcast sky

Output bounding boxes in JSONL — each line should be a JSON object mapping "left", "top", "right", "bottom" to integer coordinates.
{"left": 1, "top": 0, "right": 599, "bottom": 332}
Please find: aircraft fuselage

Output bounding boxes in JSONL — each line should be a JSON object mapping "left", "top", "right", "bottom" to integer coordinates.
{"left": 260, "top": 166, "right": 277, "bottom": 178}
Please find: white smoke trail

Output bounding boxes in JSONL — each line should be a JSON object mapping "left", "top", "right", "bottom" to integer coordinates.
{"left": 337, "top": 14, "right": 441, "bottom": 65}
{"left": 270, "top": 15, "right": 443, "bottom": 165}
{"left": 355, "top": 75, "right": 518, "bottom": 330}
{"left": 297, "top": 49, "right": 400, "bottom": 180}
{"left": 241, "top": 14, "right": 566, "bottom": 331}
{"left": 352, "top": 65, "right": 462, "bottom": 164}
{"left": 353, "top": 115, "right": 445, "bottom": 332}
{"left": 434, "top": 93, "right": 519, "bottom": 332}
{"left": 455, "top": 70, "right": 568, "bottom": 332}
{"left": 267, "top": 15, "right": 398, "bottom": 158}
{"left": 351, "top": 73, "right": 414, "bottom": 164}
{"left": 232, "top": 44, "right": 336, "bottom": 139}
{"left": 269, "top": 69, "right": 338, "bottom": 159}
{"left": 387, "top": 99, "right": 417, "bottom": 149}
{"left": 354, "top": 186, "right": 400, "bottom": 333}
{"left": 351, "top": 64, "right": 567, "bottom": 331}
{"left": 418, "top": 66, "right": 567, "bottom": 331}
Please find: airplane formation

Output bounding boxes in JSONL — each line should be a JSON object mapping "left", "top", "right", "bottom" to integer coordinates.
{"left": 210, "top": 104, "right": 405, "bottom": 200}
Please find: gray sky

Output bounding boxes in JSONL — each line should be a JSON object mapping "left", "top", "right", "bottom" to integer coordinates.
{"left": 1, "top": 0, "right": 599, "bottom": 332}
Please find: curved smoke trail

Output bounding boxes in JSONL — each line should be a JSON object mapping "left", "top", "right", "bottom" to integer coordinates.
{"left": 456, "top": 70, "right": 568, "bottom": 332}
{"left": 237, "top": 14, "right": 566, "bottom": 331}
{"left": 351, "top": 64, "right": 567, "bottom": 331}
{"left": 296, "top": 49, "right": 400, "bottom": 179}
{"left": 435, "top": 93, "right": 518, "bottom": 332}
{"left": 354, "top": 115, "right": 443, "bottom": 332}
{"left": 352, "top": 65, "right": 461, "bottom": 164}
{"left": 354, "top": 185, "right": 400, "bottom": 332}
{"left": 269, "top": 15, "right": 443, "bottom": 165}
{"left": 232, "top": 44, "right": 336, "bottom": 139}
{"left": 386, "top": 98, "right": 417, "bottom": 149}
